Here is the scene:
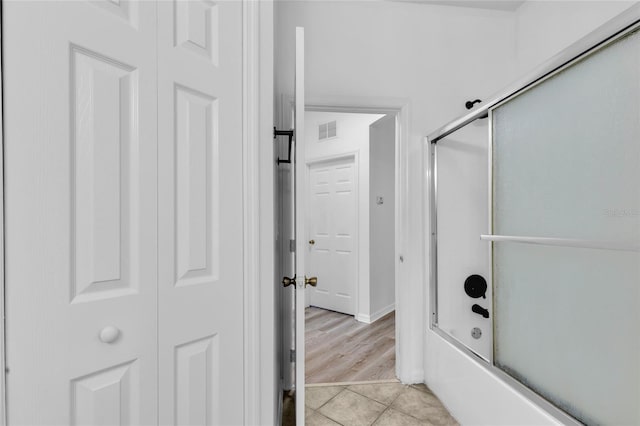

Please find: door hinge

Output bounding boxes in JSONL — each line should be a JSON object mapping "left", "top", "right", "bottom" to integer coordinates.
{"left": 289, "top": 239, "right": 296, "bottom": 253}
{"left": 290, "top": 349, "right": 296, "bottom": 362}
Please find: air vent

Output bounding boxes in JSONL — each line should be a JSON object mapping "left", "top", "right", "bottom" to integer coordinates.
{"left": 318, "top": 120, "right": 337, "bottom": 141}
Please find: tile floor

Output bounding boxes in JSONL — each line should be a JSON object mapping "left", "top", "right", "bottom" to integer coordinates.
{"left": 304, "top": 381, "right": 459, "bottom": 426}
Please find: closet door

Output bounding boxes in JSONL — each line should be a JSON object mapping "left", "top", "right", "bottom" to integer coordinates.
{"left": 4, "top": 1, "right": 158, "bottom": 424}
{"left": 157, "top": 1, "right": 245, "bottom": 424}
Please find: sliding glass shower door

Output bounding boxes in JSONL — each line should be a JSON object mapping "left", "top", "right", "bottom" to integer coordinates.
{"left": 491, "top": 27, "right": 640, "bottom": 425}
{"left": 435, "top": 122, "right": 492, "bottom": 361}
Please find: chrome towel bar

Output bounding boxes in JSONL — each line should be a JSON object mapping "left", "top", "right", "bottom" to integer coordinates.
{"left": 480, "top": 234, "right": 640, "bottom": 252}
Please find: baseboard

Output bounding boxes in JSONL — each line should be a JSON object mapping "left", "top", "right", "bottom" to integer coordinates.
{"left": 355, "top": 313, "right": 370, "bottom": 323}
{"left": 356, "top": 303, "right": 395, "bottom": 324}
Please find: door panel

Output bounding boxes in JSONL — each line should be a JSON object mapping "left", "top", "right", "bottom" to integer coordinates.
{"left": 157, "top": 1, "right": 244, "bottom": 425}
{"left": 308, "top": 158, "right": 357, "bottom": 315}
{"left": 71, "top": 46, "right": 139, "bottom": 303}
{"left": 4, "top": 1, "right": 158, "bottom": 424}
{"left": 71, "top": 361, "right": 139, "bottom": 425}
{"left": 174, "top": 335, "right": 220, "bottom": 425}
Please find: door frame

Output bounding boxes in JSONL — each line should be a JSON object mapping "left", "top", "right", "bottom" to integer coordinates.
{"left": 0, "top": 4, "right": 6, "bottom": 422}
{"left": 243, "top": 0, "right": 276, "bottom": 424}
{"left": 0, "top": 1, "right": 273, "bottom": 424}
{"left": 305, "top": 153, "right": 359, "bottom": 315}
{"left": 305, "top": 99, "right": 409, "bottom": 381}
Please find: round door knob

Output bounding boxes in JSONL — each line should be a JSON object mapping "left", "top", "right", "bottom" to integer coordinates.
{"left": 282, "top": 276, "right": 296, "bottom": 287}
{"left": 99, "top": 326, "right": 121, "bottom": 344}
{"left": 309, "top": 239, "right": 315, "bottom": 245}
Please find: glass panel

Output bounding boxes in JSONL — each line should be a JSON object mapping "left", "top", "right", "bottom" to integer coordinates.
{"left": 493, "top": 29, "right": 640, "bottom": 242}
{"left": 494, "top": 242, "right": 640, "bottom": 425}
{"left": 436, "top": 120, "right": 492, "bottom": 360}
{"left": 492, "top": 28, "right": 640, "bottom": 424}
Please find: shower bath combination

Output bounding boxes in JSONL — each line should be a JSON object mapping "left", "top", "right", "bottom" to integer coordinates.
{"left": 427, "top": 7, "right": 640, "bottom": 425}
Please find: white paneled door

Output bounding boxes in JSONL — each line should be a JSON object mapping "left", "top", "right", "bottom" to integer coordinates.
{"left": 157, "top": 1, "right": 243, "bottom": 425}
{"left": 307, "top": 158, "right": 357, "bottom": 315}
{"left": 3, "top": 1, "right": 243, "bottom": 424}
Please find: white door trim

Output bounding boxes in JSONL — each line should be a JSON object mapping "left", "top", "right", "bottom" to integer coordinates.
{"left": 242, "top": 0, "right": 260, "bottom": 423}
{"left": 306, "top": 153, "right": 359, "bottom": 316}
{"left": 0, "top": 10, "right": 6, "bottom": 424}
{"left": 305, "top": 99, "right": 412, "bottom": 382}
{"left": 243, "top": 0, "right": 275, "bottom": 425}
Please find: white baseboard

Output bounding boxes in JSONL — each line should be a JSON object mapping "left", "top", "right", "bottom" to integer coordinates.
{"left": 356, "top": 303, "right": 395, "bottom": 324}
{"left": 355, "top": 313, "right": 370, "bottom": 323}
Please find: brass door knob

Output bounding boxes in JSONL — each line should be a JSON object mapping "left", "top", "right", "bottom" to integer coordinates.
{"left": 309, "top": 239, "right": 315, "bottom": 245}
{"left": 305, "top": 276, "right": 318, "bottom": 287}
{"left": 282, "top": 276, "right": 296, "bottom": 287}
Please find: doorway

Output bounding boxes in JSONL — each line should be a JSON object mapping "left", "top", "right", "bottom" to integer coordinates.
{"left": 307, "top": 156, "right": 357, "bottom": 315}
{"left": 303, "top": 110, "right": 398, "bottom": 385}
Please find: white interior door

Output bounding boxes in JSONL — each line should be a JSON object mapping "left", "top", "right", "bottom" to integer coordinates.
{"left": 156, "top": 1, "right": 244, "bottom": 424}
{"left": 4, "top": 1, "right": 244, "bottom": 424}
{"left": 4, "top": 1, "right": 158, "bottom": 424}
{"left": 294, "top": 26, "right": 308, "bottom": 426}
{"left": 307, "top": 158, "right": 357, "bottom": 315}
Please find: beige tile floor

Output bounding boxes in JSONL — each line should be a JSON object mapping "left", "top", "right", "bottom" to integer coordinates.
{"left": 304, "top": 381, "right": 459, "bottom": 426}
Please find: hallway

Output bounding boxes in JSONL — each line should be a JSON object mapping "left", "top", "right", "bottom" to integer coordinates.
{"left": 306, "top": 307, "right": 396, "bottom": 384}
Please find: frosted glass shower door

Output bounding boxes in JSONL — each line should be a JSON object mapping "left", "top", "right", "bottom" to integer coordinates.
{"left": 492, "top": 28, "right": 640, "bottom": 424}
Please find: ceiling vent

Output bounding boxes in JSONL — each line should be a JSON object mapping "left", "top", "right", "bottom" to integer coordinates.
{"left": 318, "top": 120, "right": 337, "bottom": 141}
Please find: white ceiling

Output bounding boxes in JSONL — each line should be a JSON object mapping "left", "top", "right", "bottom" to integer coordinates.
{"left": 392, "top": 0, "right": 527, "bottom": 12}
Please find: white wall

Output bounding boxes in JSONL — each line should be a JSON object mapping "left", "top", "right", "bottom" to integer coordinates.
{"left": 304, "top": 111, "right": 384, "bottom": 320}
{"left": 369, "top": 115, "right": 396, "bottom": 320}
{"left": 515, "top": 0, "right": 638, "bottom": 75}
{"left": 276, "top": 0, "right": 517, "bottom": 384}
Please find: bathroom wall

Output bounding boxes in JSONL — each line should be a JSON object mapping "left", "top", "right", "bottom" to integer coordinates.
{"left": 515, "top": 0, "right": 638, "bottom": 75}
